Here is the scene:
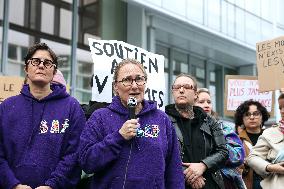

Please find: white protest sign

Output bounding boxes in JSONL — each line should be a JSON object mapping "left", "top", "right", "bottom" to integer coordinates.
{"left": 224, "top": 75, "right": 274, "bottom": 116}
{"left": 89, "top": 39, "right": 165, "bottom": 109}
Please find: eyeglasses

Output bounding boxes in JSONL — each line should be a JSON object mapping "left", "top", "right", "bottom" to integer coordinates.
{"left": 117, "top": 75, "right": 147, "bottom": 87}
{"left": 244, "top": 111, "right": 261, "bottom": 118}
{"left": 172, "top": 84, "right": 195, "bottom": 91}
{"left": 28, "top": 58, "right": 56, "bottom": 69}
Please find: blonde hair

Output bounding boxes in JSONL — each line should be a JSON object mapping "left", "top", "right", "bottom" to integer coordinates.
{"left": 196, "top": 87, "right": 218, "bottom": 119}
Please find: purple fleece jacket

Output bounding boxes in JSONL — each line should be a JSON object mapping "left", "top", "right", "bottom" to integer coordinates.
{"left": 0, "top": 84, "right": 85, "bottom": 189}
{"left": 79, "top": 96, "right": 184, "bottom": 189}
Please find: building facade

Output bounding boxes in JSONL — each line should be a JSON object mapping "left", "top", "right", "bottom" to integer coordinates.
{"left": 0, "top": 0, "right": 283, "bottom": 117}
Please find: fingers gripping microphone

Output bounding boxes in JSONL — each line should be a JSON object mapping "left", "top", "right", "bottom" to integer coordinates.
{"left": 127, "top": 97, "right": 137, "bottom": 119}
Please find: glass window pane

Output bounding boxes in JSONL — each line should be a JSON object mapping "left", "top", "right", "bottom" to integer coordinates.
{"left": 277, "top": 0, "right": 284, "bottom": 25}
{"left": 261, "top": 20, "right": 273, "bottom": 40}
{"left": 235, "top": 0, "right": 245, "bottom": 9}
{"left": 9, "top": 0, "right": 25, "bottom": 26}
{"left": 8, "top": 44, "right": 17, "bottom": 60}
{"left": 187, "top": 0, "right": 203, "bottom": 24}
{"left": 236, "top": 7, "right": 245, "bottom": 41}
{"left": 172, "top": 50, "right": 188, "bottom": 74}
{"left": 79, "top": 0, "right": 100, "bottom": 45}
{"left": 21, "top": 47, "right": 28, "bottom": 61}
{"left": 162, "top": 0, "right": 186, "bottom": 17}
{"left": 245, "top": 13, "right": 261, "bottom": 45}
{"left": 208, "top": 0, "right": 221, "bottom": 31}
{"left": 41, "top": 2, "right": 55, "bottom": 34}
{"left": 221, "top": 1, "right": 228, "bottom": 34}
{"left": 276, "top": 27, "right": 284, "bottom": 37}
{"left": 245, "top": 0, "right": 260, "bottom": 16}
{"left": 156, "top": 44, "right": 169, "bottom": 70}
{"left": 227, "top": 3, "right": 235, "bottom": 37}
{"left": 60, "top": 8, "right": 72, "bottom": 39}
{"left": 261, "top": 0, "right": 272, "bottom": 21}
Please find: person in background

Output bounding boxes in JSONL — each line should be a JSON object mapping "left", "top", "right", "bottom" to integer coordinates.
{"left": 234, "top": 100, "right": 270, "bottom": 189}
{"left": 51, "top": 69, "right": 67, "bottom": 86}
{"left": 79, "top": 58, "right": 184, "bottom": 189}
{"left": 77, "top": 75, "right": 109, "bottom": 189}
{"left": 0, "top": 43, "right": 85, "bottom": 189}
{"left": 246, "top": 93, "right": 284, "bottom": 189}
{"left": 165, "top": 73, "right": 228, "bottom": 189}
{"left": 195, "top": 88, "right": 245, "bottom": 189}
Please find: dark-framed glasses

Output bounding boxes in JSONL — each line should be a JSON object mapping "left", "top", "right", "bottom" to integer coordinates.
{"left": 172, "top": 84, "right": 195, "bottom": 91}
{"left": 117, "top": 75, "right": 147, "bottom": 87}
{"left": 244, "top": 111, "right": 261, "bottom": 118}
{"left": 28, "top": 58, "right": 56, "bottom": 69}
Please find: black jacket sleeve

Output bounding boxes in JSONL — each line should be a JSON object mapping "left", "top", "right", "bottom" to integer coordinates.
{"left": 201, "top": 117, "right": 229, "bottom": 172}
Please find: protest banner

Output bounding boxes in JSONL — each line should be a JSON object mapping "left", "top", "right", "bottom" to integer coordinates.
{"left": 256, "top": 36, "right": 284, "bottom": 92}
{"left": 88, "top": 39, "right": 165, "bottom": 109}
{"left": 224, "top": 75, "right": 274, "bottom": 116}
{"left": 0, "top": 76, "right": 24, "bottom": 103}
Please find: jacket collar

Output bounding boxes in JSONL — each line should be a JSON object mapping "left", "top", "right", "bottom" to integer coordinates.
{"left": 239, "top": 130, "right": 252, "bottom": 143}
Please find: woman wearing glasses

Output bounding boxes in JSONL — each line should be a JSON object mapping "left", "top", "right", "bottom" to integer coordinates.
{"left": 234, "top": 100, "right": 270, "bottom": 189}
{"left": 0, "top": 43, "right": 85, "bottom": 189}
{"left": 79, "top": 59, "right": 184, "bottom": 189}
{"left": 246, "top": 94, "right": 284, "bottom": 189}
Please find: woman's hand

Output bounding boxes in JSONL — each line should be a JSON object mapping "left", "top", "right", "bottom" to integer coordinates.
{"left": 119, "top": 119, "right": 139, "bottom": 140}
{"left": 190, "top": 176, "right": 206, "bottom": 189}
{"left": 13, "top": 184, "right": 32, "bottom": 189}
{"left": 183, "top": 162, "right": 207, "bottom": 184}
{"left": 266, "top": 162, "right": 284, "bottom": 174}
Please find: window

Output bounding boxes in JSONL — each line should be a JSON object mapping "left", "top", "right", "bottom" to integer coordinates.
{"left": 21, "top": 47, "right": 28, "bottom": 61}
{"left": 190, "top": 55, "right": 205, "bottom": 87}
{"left": 207, "top": 0, "right": 221, "bottom": 31}
{"left": 9, "top": 0, "right": 25, "bottom": 26}
{"left": 245, "top": 13, "right": 261, "bottom": 45}
{"left": 8, "top": 44, "right": 17, "bottom": 60}
{"left": 60, "top": 8, "right": 72, "bottom": 39}
{"left": 187, "top": 0, "right": 203, "bottom": 24}
{"left": 172, "top": 50, "right": 188, "bottom": 75}
{"left": 236, "top": 7, "right": 245, "bottom": 41}
{"left": 277, "top": 0, "right": 284, "bottom": 25}
{"left": 41, "top": 2, "right": 55, "bottom": 34}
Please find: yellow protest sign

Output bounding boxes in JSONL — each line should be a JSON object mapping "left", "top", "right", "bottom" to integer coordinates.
{"left": 256, "top": 36, "right": 284, "bottom": 92}
{"left": 0, "top": 76, "right": 24, "bottom": 103}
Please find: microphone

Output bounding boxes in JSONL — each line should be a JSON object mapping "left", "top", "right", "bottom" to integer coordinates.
{"left": 127, "top": 97, "right": 137, "bottom": 119}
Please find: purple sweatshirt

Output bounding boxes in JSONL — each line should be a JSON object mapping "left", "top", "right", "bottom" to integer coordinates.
{"left": 79, "top": 96, "right": 184, "bottom": 189}
{"left": 0, "top": 84, "right": 85, "bottom": 189}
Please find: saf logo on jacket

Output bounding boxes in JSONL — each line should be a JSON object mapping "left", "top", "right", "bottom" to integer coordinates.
{"left": 60, "top": 119, "right": 69, "bottom": 133}
{"left": 39, "top": 120, "right": 48, "bottom": 134}
{"left": 39, "top": 119, "right": 70, "bottom": 134}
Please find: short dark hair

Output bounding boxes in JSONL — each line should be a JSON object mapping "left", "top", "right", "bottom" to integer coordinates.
{"left": 24, "top": 43, "right": 58, "bottom": 70}
{"left": 234, "top": 100, "right": 270, "bottom": 127}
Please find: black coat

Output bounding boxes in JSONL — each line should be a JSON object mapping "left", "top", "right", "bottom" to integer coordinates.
{"left": 165, "top": 104, "right": 228, "bottom": 189}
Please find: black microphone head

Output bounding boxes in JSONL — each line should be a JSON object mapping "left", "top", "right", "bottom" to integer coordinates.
{"left": 127, "top": 97, "right": 137, "bottom": 108}
{"left": 127, "top": 97, "right": 137, "bottom": 119}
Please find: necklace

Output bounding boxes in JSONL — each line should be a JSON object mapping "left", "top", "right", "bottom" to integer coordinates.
{"left": 175, "top": 104, "right": 195, "bottom": 119}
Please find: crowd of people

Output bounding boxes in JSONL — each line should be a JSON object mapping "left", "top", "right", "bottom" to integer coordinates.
{"left": 0, "top": 42, "right": 284, "bottom": 189}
